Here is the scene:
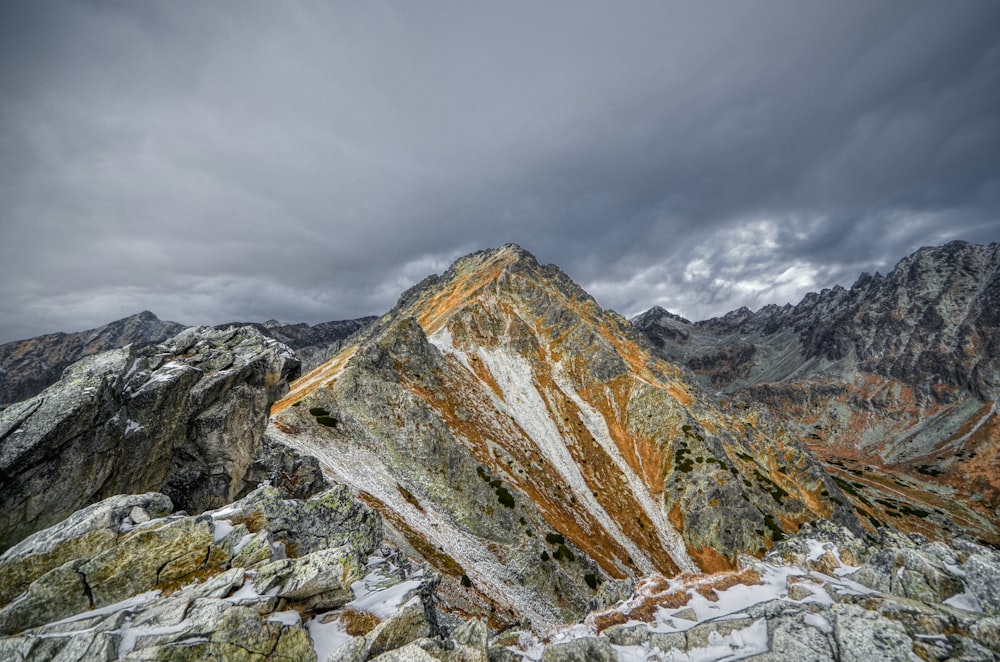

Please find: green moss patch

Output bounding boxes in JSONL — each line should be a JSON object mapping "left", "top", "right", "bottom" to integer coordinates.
{"left": 553, "top": 545, "right": 575, "bottom": 562}
{"left": 495, "top": 484, "right": 515, "bottom": 508}
{"left": 763, "top": 513, "right": 785, "bottom": 542}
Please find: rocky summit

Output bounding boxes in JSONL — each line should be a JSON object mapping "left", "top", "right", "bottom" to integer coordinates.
{"left": 270, "top": 245, "right": 857, "bottom": 627}
{"left": 0, "top": 242, "right": 998, "bottom": 660}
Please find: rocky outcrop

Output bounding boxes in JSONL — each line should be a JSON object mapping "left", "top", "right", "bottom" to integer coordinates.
{"left": 0, "top": 311, "right": 186, "bottom": 411}
{"left": 0, "top": 325, "right": 299, "bottom": 550}
{"left": 238, "top": 433, "right": 332, "bottom": 501}
{"left": 216, "top": 317, "right": 377, "bottom": 373}
{"left": 485, "top": 521, "right": 1000, "bottom": 661}
{"left": 269, "top": 244, "right": 861, "bottom": 631}
{"left": 0, "top": 485, "right": 383, "bottom": 660}
{"left": 0, "top": 312, "right": 376, "bottom": 413}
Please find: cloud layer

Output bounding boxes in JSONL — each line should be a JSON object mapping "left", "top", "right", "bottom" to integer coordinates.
{"left": 1, "top": 1, "right": 999, "bottom": 342}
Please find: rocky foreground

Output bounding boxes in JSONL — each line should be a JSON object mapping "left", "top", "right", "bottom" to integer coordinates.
{"left": 0, "top": 487, "right": 998, "bottom": 660}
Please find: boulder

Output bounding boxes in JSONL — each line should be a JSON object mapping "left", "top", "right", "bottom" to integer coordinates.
{"left": 79, "top": 515, "right": 219, "bottom": 606}
{"left": 0, "top": 326, "right": 299, "bottom": 550}
{"left": 964, "top": 552, "right": 1000, "bottom": 616}
{"left": 538, "top": 636, "right": 616, "bottom": 662}
{"left": 329, "top": 596, "right": 434, "bottom": 662}
{"left": 239, "top": 434, "right": 331, "bottom": 501}
{"left": 0, "top": 492, "right": 171, "bottom": 605}
{"left": 215, "top": 484, "right": 383, "bottom": 561}
{"left": 764, "top": 612, "right": 836, "bottom": 661}
{"left": 252, "top": 545, "right": 362, "bottom": 610}
{"left": 831, "top": 603, "right": 914, "bottom": 662}
{"left": 0, "top": 559, "right": 91, "bottom": 634}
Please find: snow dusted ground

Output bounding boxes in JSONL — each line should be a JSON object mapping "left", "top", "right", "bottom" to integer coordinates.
{"left": 496, "top": 535, "right": 989, "bottom": 661}
{"left": 305, "top": 551, "right": 429, "bottom": 661}
{"left": 551, "top": 359, "right": 695, "bottom": 574}
{"left": 475, "top": 343, "right": 661, "bottom": 574}
{"left": 269, "top": 424, "right": 564, "bottom": 629}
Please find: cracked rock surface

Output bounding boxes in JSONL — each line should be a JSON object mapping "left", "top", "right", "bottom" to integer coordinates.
{"left": 0, "top": 325, "right": 300, "bottom": 550}
{"left": 0, "top": 485, "right": 381, "bottom": 659}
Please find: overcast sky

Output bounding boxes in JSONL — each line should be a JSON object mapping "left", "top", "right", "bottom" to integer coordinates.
{"left": 1, "top": 1, "right": 999, "bottom": 343}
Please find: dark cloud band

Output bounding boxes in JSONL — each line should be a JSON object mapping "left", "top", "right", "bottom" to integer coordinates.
{"left": 1, "top": 1, "right": 998, "bottom": 342}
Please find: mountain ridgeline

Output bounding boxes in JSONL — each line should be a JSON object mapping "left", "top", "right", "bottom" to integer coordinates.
{"left": 0, "top": 310, "right": 186, "bottom": 411}
{"left": 0, "top": 311, "right": 376, "bottom": 411}
{"left": 635, "top": 240, "right": 1000, "bottom": 401}
{"left": 0, "top": 241, "right": 998, "bottom": 661}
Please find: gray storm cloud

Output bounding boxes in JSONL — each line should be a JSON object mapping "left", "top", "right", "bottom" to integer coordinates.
{"left": 1, "top": 0, "right": 998, "bottom": 342}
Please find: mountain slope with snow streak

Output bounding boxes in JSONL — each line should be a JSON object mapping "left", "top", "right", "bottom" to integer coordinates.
{"left": 270, "top": 245, "right": 861, "bottom": 630}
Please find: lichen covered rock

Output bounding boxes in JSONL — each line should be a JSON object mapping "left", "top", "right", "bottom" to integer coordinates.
{"left": 0, "top": 483, "right": 382, "bottom": 658}
{"left": 0, "top": 325, "right": 300, "bottom": 550}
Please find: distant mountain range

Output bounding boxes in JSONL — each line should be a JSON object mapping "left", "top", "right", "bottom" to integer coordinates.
{"left": 634, "top": 240, "right": 1000, "bottom": 546}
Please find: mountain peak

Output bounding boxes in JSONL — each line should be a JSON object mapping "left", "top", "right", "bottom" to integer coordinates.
{"left": 272, "top": 245, "right": 859, "bottom": 628}
{"left": 632, "top": 306, "right": 692, "bottom": 326}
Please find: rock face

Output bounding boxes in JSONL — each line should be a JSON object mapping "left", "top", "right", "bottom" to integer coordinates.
{"left": 635, "top": 241, "right": 1000, "bottom": 546}
{"left": 0, "top": 485, "right": 382, "bottom": 660}
{"left": 216, "top": 317, "right": 377, "bottom": 373}
{"left": 0, "top": 325, "right": 299, "bottom": 550}
{"left": 0, "top": 312, "right": 375, "bottom": 413}
{"left": 0, "top": 311, "right": 186, "bottom": 411}
{"left": 270, "top": 244, "right": 860, "bottom": 630}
